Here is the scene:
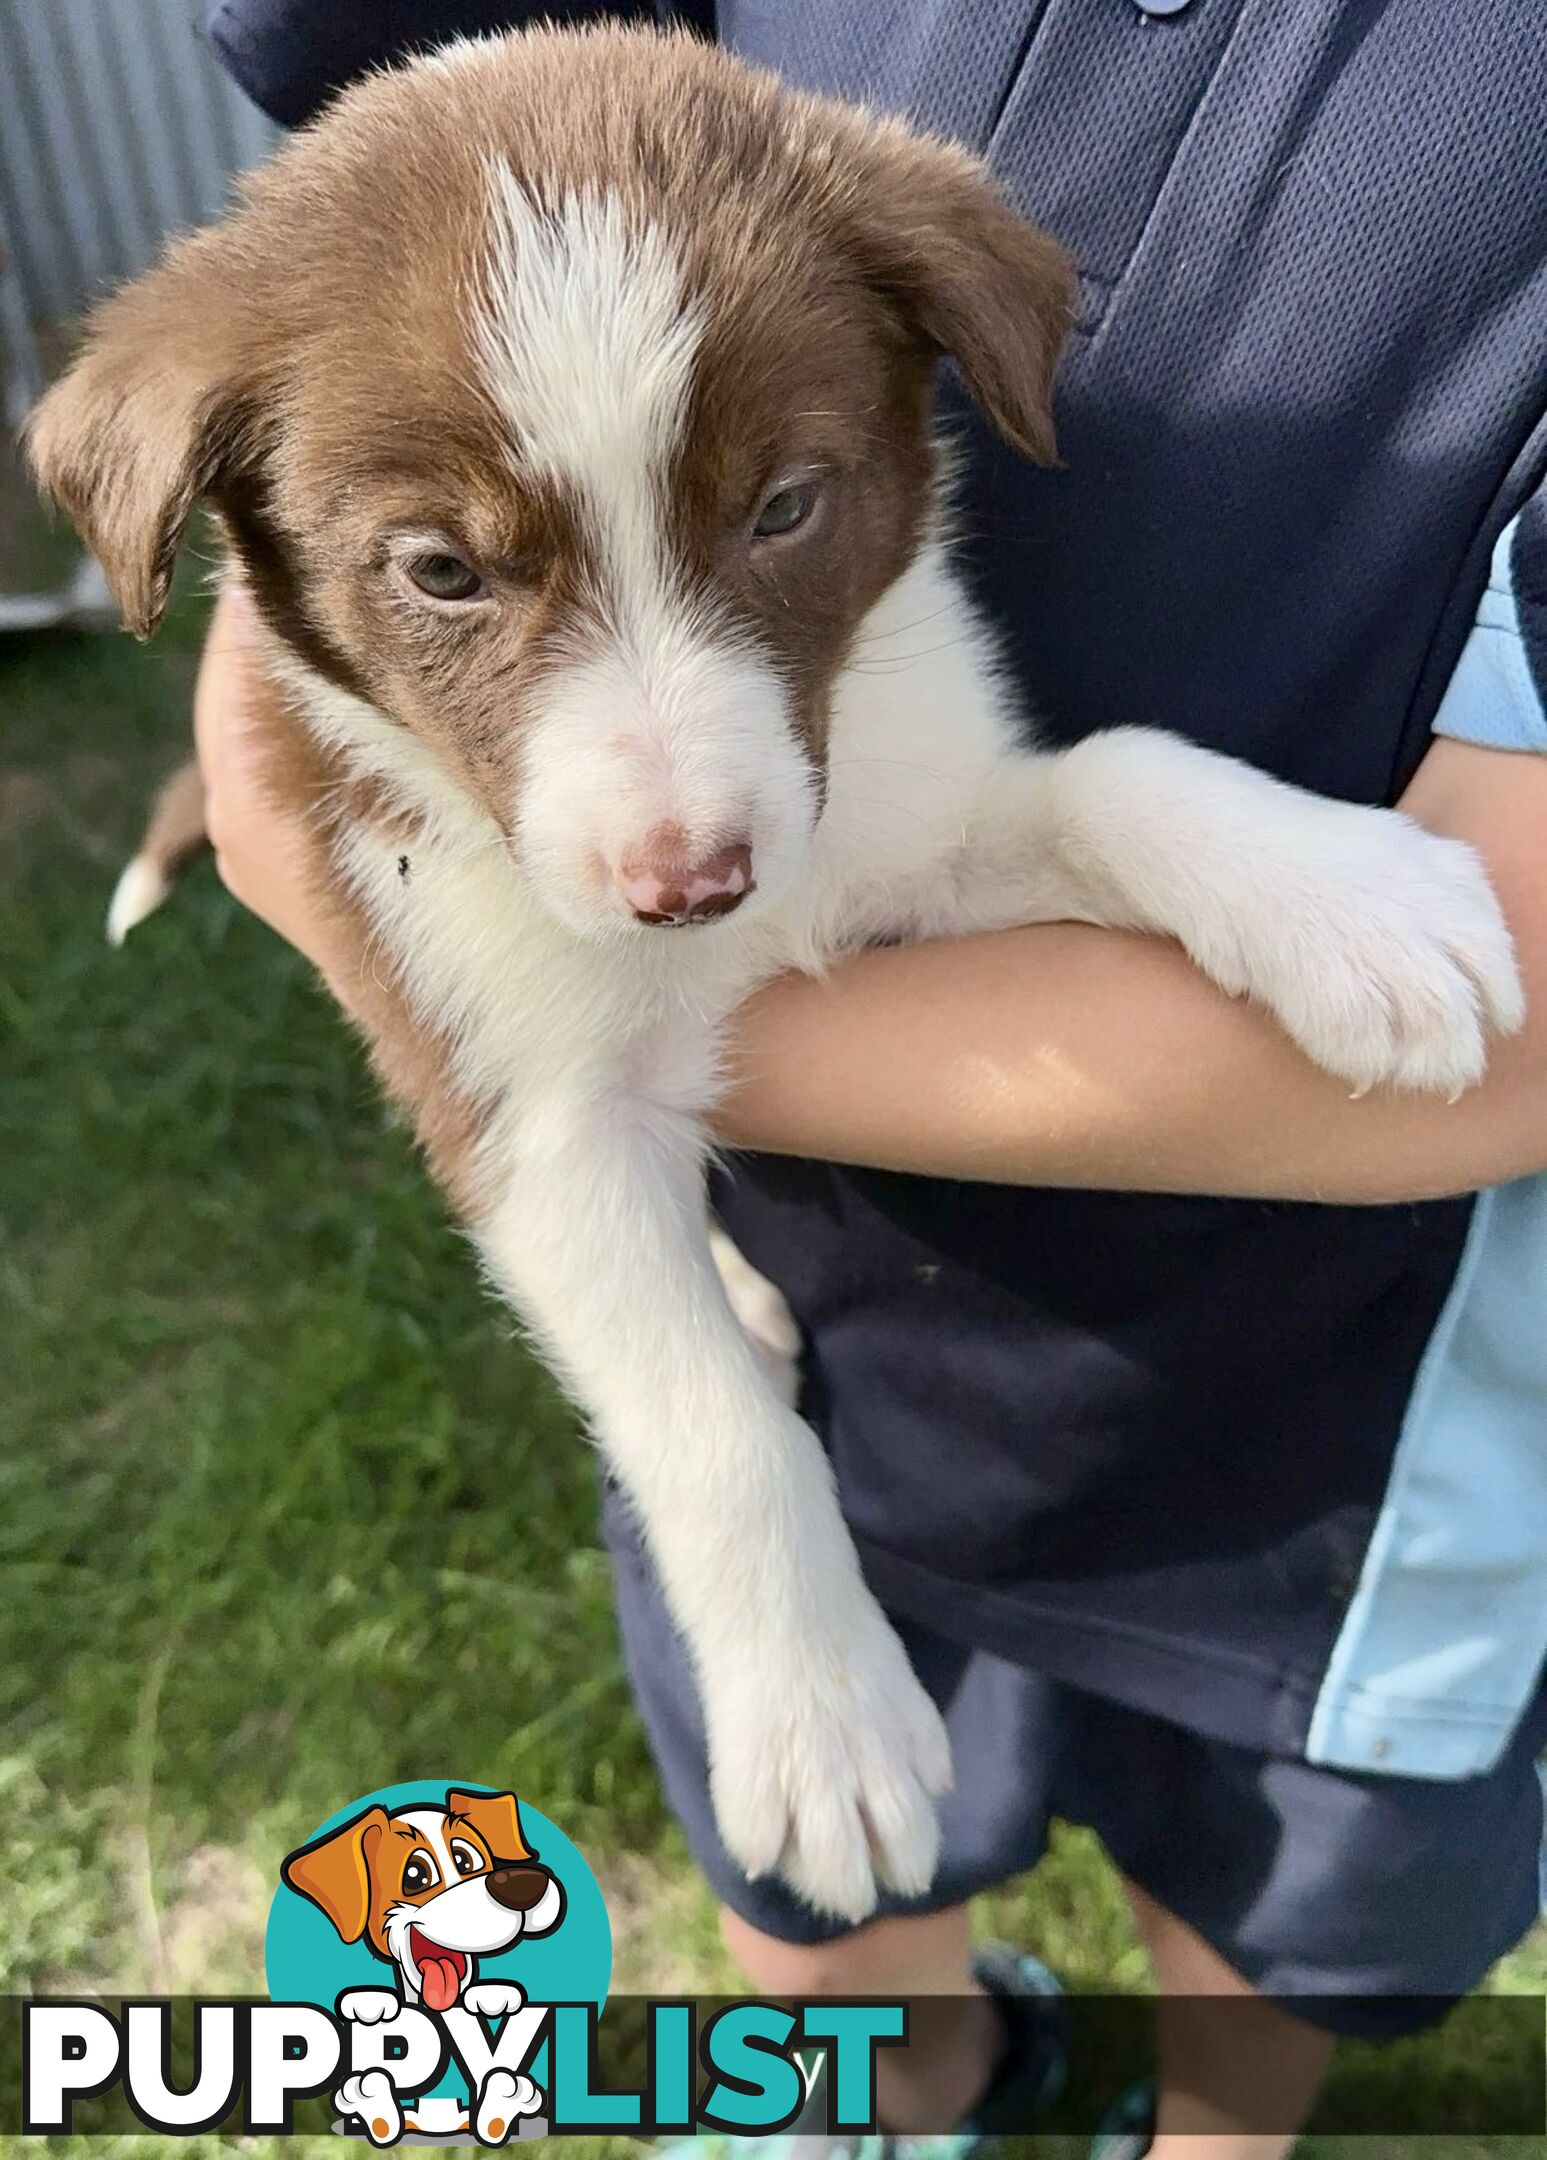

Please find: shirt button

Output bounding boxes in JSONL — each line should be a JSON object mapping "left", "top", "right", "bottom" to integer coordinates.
{"left": 1134, "top": 0, "right": 1194, "bottom": 15}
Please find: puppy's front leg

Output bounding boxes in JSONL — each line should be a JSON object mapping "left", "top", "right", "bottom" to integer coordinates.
{"left": 926, "top": 730, "right": 1524, "bottom": 1097}
{"left": 474, "top": 1071, "right": 949, "bottom": 1923}
{"left": 708, "top": 1226, "right": 802, "bottom": 1407}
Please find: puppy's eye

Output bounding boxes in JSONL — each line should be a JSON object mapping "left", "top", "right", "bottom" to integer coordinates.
{"left": 405, "top": 552, "right": 484, "bottom": 601}
{"left": 752, "top": 483, "right": 816, "bottom": 540}
{"left": 450, "top": 1840, "right": 483, "bottom": 1878}
{"left": 402, "top": 1850, "right": 440, "bottom": 1895}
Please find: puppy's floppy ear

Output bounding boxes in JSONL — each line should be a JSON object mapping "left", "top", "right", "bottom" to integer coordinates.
{"left": 281, "top": 1805, "right": 391, "bottom": 1944}
{"left": 836, "top": 118, "right": 1077, "bottom": 465}
{"left": 446, "top": 1788, "right": 536, "bottom": 1865}
{"left": 25, "top": 226, "right": 263, "bottom": 639}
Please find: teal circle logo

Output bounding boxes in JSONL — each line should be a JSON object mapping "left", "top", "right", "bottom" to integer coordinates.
{"left": 265, "top": 1779, "right": 610, "bottom": 2123}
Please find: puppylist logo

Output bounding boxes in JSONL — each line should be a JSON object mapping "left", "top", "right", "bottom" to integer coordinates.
{"left": 272, "top": 1783, "right": 582, "bottom": 2142}
{"left": 22, "top": 1779, "right": 907, "bottom": 2142}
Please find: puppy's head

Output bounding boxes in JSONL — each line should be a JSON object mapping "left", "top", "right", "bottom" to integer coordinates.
{"left": 281, "top": 1788, "right": 564, "bottom": 2008}
{"left": 29, "top": 26, "right": 1072, "bottom": 938}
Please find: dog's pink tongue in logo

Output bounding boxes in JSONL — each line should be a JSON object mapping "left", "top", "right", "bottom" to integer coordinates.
{"left": 409, "top": 1931, "right": 467, "bottom": 2012}
{"left": 420, "top": 1957, "right": 462, "bottom": 2012}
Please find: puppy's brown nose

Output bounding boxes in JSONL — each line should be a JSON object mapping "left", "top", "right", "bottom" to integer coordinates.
{"left": 487, "top": 1863, "right": 553, "bottom": 1912}
{"left": 618, "top": 840, "right": 754, "bottom": 926}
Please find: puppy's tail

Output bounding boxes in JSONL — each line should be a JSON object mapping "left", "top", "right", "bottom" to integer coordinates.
{"left": 106, "top": 759, "right": 208, "bottom": 946}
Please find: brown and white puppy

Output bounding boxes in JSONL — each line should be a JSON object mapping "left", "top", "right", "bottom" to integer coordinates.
{"left": 29, "top": 27, "right": 1522, "bottom": 1921}
{"left": 282, "top": 1787, "right": 564, "bottom": 2011}
{"left": 283, "top": 1789, "right": 557, "bottom": 2143}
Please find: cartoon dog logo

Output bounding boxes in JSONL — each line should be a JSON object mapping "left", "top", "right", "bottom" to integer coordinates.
{"left": 281, "top": 1788, "right": 564, "bottom": 2142}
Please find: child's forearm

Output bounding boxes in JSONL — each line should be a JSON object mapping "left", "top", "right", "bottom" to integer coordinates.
{"left": 197, "top": 601, "right": 1547, "bottom": 1208}
{"left": 717, "top": 741, "right": 1547, "bottom": 1205}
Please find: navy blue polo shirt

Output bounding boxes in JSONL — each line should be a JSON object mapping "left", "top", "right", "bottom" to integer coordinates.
{"left": 207, "top": 0, "right": 1547, "bottom": 1781}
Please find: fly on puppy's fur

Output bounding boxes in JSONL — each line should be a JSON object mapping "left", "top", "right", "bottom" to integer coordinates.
{"left": 30, "top": 25, "right": 1522, "bottom": 1919}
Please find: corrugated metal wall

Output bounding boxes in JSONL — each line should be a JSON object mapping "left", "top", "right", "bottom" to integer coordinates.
{"left": 0, "top": 0, "right": 276, "bottom": 410}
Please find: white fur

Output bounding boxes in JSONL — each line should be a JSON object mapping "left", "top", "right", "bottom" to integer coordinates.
{"left": 709, "top": 1228, "right": 802, "bottom": 1406}
{"left": 512, "top": 629, "right": 815, "bottom": 940}
{"left": 272, "top": 195, "right": 1523, "bottom": 1922}
{"left": 106, "top": 854, "right": 169, "bottom": 945}
{"left": 474, "top": 176, "right": 697, "bottom": 661}
{"left": 474, "top": 178, "right": 820, "bottom": 929}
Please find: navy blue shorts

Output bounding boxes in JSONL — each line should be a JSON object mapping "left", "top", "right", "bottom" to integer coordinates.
{"left": 603, "top": 1487, "right": 1546, "bottom": 2039}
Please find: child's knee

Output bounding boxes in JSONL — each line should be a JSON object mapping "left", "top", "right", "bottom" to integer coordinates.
{"left": 719, "top": 1899, "right": 974, "bottom": 1997}
{"left": 719, "top": 1905, "right": 869, "bottom": 1994}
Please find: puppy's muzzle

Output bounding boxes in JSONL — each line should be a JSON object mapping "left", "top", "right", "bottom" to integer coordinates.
{"left": 487, "top": 1863, "right": 555, "bottom": 1912}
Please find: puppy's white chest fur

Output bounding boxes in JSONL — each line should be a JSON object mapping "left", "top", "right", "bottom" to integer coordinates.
{"left": 278, "top": 518, "right": 1522, "bottom": 1929}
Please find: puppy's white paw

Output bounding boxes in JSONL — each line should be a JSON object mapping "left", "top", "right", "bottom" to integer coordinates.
{"left": 703, "top": 1580, "right": 952, "bottom": 1923}
{"left": 476, "top": 2068, "right": 543, "bottom": 2146}
{"left": 710, "top": 1228, "right": 803, "bottom": 1408}
{"left": 1208, "top": 807, "right": 1524, "bottom": 1097}
{"left": 463, "top": 1981, "right": 526, "bottom": 2020}
{"left": 336, "top": 2070, "right": 402, "bottom": 2145}
{"left": 337, "top": 1989, "right": 402, "bottom": 2026}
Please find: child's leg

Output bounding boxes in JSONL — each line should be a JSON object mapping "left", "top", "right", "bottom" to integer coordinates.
{"left": 725, "top": 1885, "right": 1332, "bottom": 2153}
{"left": 721, "top": 1900, "right": 1002, "bottom": 2132}
{"left": 604, "top": 1480, "right": 1056, "bottom": 2131}
{"left": 1123, "top": 1877, "right": 1333, "bottom": 2160}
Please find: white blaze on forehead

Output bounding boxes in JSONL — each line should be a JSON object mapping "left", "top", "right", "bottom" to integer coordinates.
{"left": 394, "top": 1806, "right": 455, "bottom": 1875}
{"left": 468, "top": 167, "right": 818, "bottom": 920}
{"left": 472, "top": 169, "right": 704, "bottom": 642}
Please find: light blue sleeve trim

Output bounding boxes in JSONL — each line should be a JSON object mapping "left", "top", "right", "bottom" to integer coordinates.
{"left": 1306, "top": 1176, "right": 1547, "bottom": 1781}
{"left": 1431, "top": 517, "right": 1547, "bottom": 752}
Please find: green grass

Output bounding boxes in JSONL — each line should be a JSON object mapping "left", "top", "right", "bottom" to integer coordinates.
{"left": 1, "top": 581, "right": 1540, "bottom": 2156}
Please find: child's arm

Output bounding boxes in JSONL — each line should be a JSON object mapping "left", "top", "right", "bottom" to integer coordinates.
{"left": 718, "top": 737, "right": 1547, "bottom": 1205}
{"left": 195, "top": 587, "right": 1547, "bottom": 1206}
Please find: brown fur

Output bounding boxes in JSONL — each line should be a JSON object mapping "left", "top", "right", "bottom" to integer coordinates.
{"left": 241, "top": 660, "right": 498, "bottom": 1216}
{"left": 27, "top": 23, "right": 1074, "bottom": 1224}
{"left": 280, "top": 1787, "right": 542, "bottom": 1960}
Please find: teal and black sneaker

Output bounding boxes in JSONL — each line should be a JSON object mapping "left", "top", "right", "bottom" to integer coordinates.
{"left": 655, "top": 1944, "right": 1067, "bottom": 2160}
{"left": 1088, "top": 2078, "right": 1157, "bottom": 2160}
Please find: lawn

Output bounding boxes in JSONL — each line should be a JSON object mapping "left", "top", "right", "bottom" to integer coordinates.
{"left": 1, "top": 570, "right": 1541, "bottom": 2158}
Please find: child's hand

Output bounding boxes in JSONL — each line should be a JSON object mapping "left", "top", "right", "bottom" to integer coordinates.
{"left": 194, "top": 583, "right": 354, "bottom": 1006}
